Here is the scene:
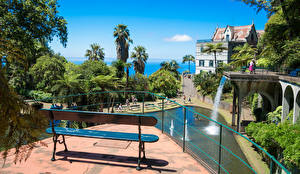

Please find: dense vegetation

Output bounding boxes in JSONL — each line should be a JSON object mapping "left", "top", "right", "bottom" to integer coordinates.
{"left": 246, "top": 106, "right": 300, "bottom": 169}
{"left": 0, "top": 0, "right": 181, "bottom": 163}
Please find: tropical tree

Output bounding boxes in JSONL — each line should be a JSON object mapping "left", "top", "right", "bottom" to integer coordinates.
{"left": 111, "top": 59, "right": 125, "bottom": 78}
{"left": 240, "top": 0, "right": 300, "bottom": 39}
{"left": 230, "top": 43, "right": 257, "bottom": 67}
{"left": 85, "top": 43, "right": 105, "bottom": 61}
{"left": 29, "top": 55, "right": 65, "bottom": 92}
{"left": 131, "top": 46, "right": 148, "bottom": 74}
{"left": 113, "top": 24, "right": 132, "bottom": 62}
{"left": 160, "top": 60, "right": 180, "bottom": 80}
{"left": 51, "top": 73, "right": 83, "bottom": 107}
{"left": 124, "top": 62, "right": 132, "bottom": 89}
{"left": 0, "top": 0, "right": 67, "bottom": 163}
{"left": 203, "top": 43, "right": 227, "bottom": 74}
{"left": 91, "top": 75, "right": 123, "bottom": 111}
{"left": 182, "top": 55, "right": 195, "bottom": 73}
{"left": 149, "top": 69, "right": 180, "bottom": 98}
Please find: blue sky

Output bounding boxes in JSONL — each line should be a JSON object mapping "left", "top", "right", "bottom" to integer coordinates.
{"left": 50, "top": 0, "right": 268, "bottom": 62}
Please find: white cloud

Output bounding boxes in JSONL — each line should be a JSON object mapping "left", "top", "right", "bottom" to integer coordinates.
{"left": 164, "top": 34, "right": 192, "bottom": 42}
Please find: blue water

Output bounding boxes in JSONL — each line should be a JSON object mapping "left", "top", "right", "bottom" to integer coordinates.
{"left": 71, "top": 59, "right": 195, "bottom": 76}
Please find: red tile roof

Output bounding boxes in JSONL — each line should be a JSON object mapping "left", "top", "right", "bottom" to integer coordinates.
{"left": 212, "top": 24, "right": 257, "bottom": 42}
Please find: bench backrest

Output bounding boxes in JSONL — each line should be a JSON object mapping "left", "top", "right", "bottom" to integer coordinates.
{"left": 40, "top": 109, "right": 157, "bottom": 126}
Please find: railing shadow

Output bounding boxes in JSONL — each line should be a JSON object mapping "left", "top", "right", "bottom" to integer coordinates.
{"left": 56, "top": 151, "right": 176, "bottom": 172}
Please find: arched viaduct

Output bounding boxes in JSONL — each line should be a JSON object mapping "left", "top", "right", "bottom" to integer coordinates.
{"left": 225, "top": 72, "right": 300, "bottom": 132}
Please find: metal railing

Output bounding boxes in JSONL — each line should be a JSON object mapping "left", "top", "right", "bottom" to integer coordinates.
{"left": 30, "top": 91, "right": 290, "bottom": 174}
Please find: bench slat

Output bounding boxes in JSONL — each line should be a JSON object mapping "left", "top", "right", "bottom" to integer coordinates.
{"left": 40, "top": 109, "right": 157, "bottom": 126}
{"left": 46, "top": 127, "right": 159, "bottom": 143}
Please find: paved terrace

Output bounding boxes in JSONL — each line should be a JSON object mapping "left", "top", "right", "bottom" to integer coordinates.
{"left": 1, "top": 124, "right": 208, "bottom": 174}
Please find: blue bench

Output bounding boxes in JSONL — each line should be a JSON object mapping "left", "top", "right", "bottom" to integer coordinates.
{"left": 40, "top": 109, "right": 159, "bottom": 170}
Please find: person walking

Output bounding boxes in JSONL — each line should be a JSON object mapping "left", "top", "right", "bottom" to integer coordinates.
{"left": 249, "top": 59, "right": 255, "bottom": 74}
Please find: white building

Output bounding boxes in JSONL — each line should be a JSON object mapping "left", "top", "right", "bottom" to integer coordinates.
{"left": 195, "top": 24, "right": 264, "bottom": 74}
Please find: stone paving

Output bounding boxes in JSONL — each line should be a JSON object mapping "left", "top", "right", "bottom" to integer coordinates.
{"left": 1, "top": 124, "right": 209, "bottom": 174}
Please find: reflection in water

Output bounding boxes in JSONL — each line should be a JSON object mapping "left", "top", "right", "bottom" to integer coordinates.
{"left": 148, "top": 106, "right": 251, "bottom": 174}
{"left": 181, "top": 119, "right": 190, "bottom": 141}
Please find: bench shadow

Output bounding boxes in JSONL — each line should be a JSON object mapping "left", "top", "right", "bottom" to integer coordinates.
{"left": 56, "top": 151, "right": 176, "bottom": 172}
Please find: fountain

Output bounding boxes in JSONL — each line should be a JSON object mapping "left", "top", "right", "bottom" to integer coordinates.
{"left": 205, "top": 76, "right": 227, "bottom": 135}
{"left": 181, "top": 119, "right": 190, "bottom": 141}
{"left": 169, "top": 119, "right": 174, "bottom": 136}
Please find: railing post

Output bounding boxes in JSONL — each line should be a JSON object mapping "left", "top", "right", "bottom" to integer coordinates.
{"left": 183, "top": 107, "right": 186, "bottom": 152}
{"left": 218, "top": 125, "right": 223, "bottom": 174}
{"left": 161, "top": 98, "right": 164, "bottom": 133}
{"left": 269, "top": 160, "right": 273, "bottom": 174}
{"left": 142, "top": 93, "right": 145, "bottom": 114}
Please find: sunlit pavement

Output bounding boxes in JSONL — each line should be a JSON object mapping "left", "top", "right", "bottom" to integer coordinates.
{"left": 1, "top": 124, "right": 209, "bottom": 174}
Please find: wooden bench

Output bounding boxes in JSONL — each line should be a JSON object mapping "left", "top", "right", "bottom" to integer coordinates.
{"left": 40, "top": 109, "right": 159, "bottom": 170}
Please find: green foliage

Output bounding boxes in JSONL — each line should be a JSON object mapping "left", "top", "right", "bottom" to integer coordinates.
{"left": 77, "top": 60, "right": 110, "bottom": 80}
{"left": 182, "top": 55, "right": 195, "bottom": 73}
{"left": 149, "top": 69, "right": 180, "bottom": 98}
{"left": 267, "top": 106, "right": 282, "bottom": 123}
{"left": 203, "top": 43, "right": 227, "bottom": 73}
{"left": 230, "top": 43, "right": 257, "bottom": 67}
{"left": 0, "top": 0, "right": 67, "bottom": 163}
{"left": 131, "top": 46, "right": 148, "bottom": 74}
{"left": 29, "top": 90, "right": 52, "bottom": 103}
{"left": 131, "top": 73, "right": 150, "bottom": 91}
{"left": 30, "top": 55, "right": 65, "bottom": 92}
{"left": 160, "top": 60, "right": 180, "bottom": 80}
{"left": 85, "top": 43, "right": 105, "bottom": 61}
{"left": 193, "top": 71, "right": 218, "bottom": 97}
{"left": 0, "top": 0, "right": 68, "bottom": 66}
{"left": 251, "top": 93, "right": 259, "bottom": 115}
{"left": 0, "top": 70, "right": 48, "bottom": 163}
{"left": 111, "top": 59, "right": 125, "bottom": 78}
{"left": 246, "top": 121, "right": 300, "bottom": 168}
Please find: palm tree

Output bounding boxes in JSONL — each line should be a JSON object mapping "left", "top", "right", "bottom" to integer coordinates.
{"left": 111, "top": 59, "right": 125, "bottom": 78}
{"left": 91, "top": 75, "right": 122, "bottom": 111}
{"left": 160, "top": 60, "right": 180, "bottom": 80}
{"left": 113, "top": 24, "right": 132, "bottom": 63}
{"left": 52, "top": 73, "right": 83, "bottom": 107}
{"left": 230, "top": 43, "right": 257, "bottom": 67}
{"left": 203, "top": 43, "right": 227, "bottom": 74}
{"left": 131, "top": 46, "right": 148, "bottom": 74}
{"left": 182, "top": 55, "right": 195, "bottom": 73}
{"left": 85, "top": 43, "right": 105, "bottom": 61}
{"left": 124, "top": 62, "right": 132, "bottom": 89}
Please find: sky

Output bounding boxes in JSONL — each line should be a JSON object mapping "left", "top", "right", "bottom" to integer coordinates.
{"left": 50, "top": 0, "right": 269, "bottom": 62}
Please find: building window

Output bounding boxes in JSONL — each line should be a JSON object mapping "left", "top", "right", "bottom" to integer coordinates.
{"left": 200, "top": 46, "right": 204, "bottom": 52}
{"left": 199, "top": 60, "right": 204, "bottom": 67}
{"left": 209, "top": 60, "right": 214, "bottom": 67}
{"left": 226, "top": 34, "right": 229, "bottom": 41}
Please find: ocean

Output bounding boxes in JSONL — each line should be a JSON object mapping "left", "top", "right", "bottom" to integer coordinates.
{"left": 71, "top": 59, "right": 195, "bottom": 76}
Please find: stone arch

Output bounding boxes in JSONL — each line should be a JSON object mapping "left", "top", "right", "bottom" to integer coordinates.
{"left": 246, "top": 91, "right": 273, "bottom": 121}
{"left": 293, "top": 90, "right": 300, "bottom": 123}
{"left": 282, "top": 85, "right": 294, "bottom": 120}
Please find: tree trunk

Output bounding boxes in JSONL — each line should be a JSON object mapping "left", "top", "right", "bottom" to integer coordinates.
{"left": 111, "top": 97, "right": 115, "bottom": 113}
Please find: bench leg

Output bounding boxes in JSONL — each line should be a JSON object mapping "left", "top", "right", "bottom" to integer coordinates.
{"left": 51, "top": 135, "right": 58, "bottom": 161}
{"left": 62, "top": 135, "right": 68, "bottom": 152}
{"left": 142, "top": 142, "right": 146, "bottom": 159}
{"left": 136, "top": 141, "right": 142, "bottom": 171}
